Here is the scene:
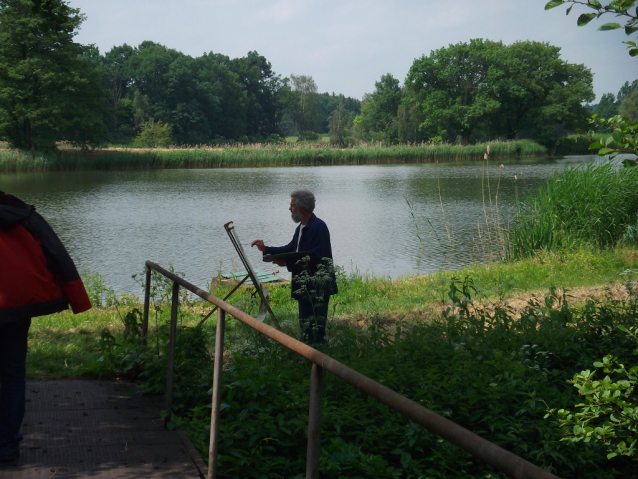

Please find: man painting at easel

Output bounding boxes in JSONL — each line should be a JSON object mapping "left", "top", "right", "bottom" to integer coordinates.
{"left": 251, "top": 189, "right": 337, "bottom": 345}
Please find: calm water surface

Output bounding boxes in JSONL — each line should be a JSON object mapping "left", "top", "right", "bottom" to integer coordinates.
{"left": 0, "top": 156, "right": 596, "bottom": 294}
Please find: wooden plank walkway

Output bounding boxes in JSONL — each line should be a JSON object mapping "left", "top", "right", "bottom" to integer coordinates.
{"left": 0, "top": 380, "right": 206, "bottom": 478}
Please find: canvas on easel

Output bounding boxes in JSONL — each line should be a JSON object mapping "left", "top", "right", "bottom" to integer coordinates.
{"left": 198, "top": 221, "right": 281, "bottom": 330}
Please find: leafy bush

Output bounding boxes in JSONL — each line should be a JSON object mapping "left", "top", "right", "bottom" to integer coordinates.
{"left": 549, "top": 274, "right": 638, "bottom": 462}
{"left": 133, "top": 119, "right": 173, "bottom": 148}
{"left": 553, "top": 340, "right": 638, "bottom": 461}
{"left": 583, "top": 114, "right": 638, "bottom": 168}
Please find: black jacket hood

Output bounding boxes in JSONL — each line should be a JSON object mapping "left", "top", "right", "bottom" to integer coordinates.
{"left": 0, "top": 191, "right": 34, "bottom": 226}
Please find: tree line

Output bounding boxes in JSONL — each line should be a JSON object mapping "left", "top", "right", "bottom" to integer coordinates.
{"left": 0, "top": 0, "right": 361, "bottom": 150}
{"left": 0, "top": 0, "right": 634, "bottom": 152}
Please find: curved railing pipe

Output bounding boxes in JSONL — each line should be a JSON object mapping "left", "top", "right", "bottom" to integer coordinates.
{"left": 142, "top": 260, "right": 560, "bottom": 479}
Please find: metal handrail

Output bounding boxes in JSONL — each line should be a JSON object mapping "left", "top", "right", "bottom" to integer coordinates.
{"left": 142, "top": 260, "right": 560, "bottom": 479}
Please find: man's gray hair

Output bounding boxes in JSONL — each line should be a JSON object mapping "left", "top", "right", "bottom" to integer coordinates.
{"left": 291, "top": 189, "right": 315, "bottom": 213}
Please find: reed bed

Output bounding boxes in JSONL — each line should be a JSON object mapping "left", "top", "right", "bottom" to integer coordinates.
{"left": 0, "top": 139, "right": 546, "bottom": 172}
{"left": 508, "top": 162, "right": 638, "bottom": 259}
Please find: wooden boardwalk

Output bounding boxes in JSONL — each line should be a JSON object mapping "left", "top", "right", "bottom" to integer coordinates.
{"left": 0, "top": 380, "right": 205, "bottom": 478}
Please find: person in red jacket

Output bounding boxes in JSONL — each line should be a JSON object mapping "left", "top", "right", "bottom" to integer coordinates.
{"left": 0, "top": 191, "right": 91, "bottom": 463}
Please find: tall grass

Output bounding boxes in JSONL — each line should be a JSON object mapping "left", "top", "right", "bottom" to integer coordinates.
{"left": 508, "top": 163, "right": 638, "bottom": 259}
{"left": 0, "top": 139, "right": 547, "bottom": 172}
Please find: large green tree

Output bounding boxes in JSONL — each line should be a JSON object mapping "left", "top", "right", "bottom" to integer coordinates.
{"left": 618, "top": 79, "right": 638, "bottom": 103}
{"left": 101, "top": 43, "right": 136, "bottom": 135}
{"left": 328, "top": 102, "right": 354, "bottom": 147}
{"left": 590, "top": 80, "right": 638, "bottom": 125}
{"left": 0, "top": 0, "right": 108, "bottom": 150}
{"left": 406, "top": 39, "right": 502, "bottom": 144}
{"left": 126, "top": 43, "right": 248, "bottom": 144}
{"left": 287, "top": 74, "right": 320, "bottom": 140}
{"left": 486, "top": 40, "right": 594, "bottom": 143}
{"left": 619, "top": 90, "right": 638, "bottom": 120}
{"left": 229, "top": 51, "right": 286, "bottom": 139}
{"left": 595, "top": 92, "right": 619, "bottom": 117}
{"left": 98, "top": 42, "right": 293, "bottom": 145}
{"left": 316, "top": 92, "right": 360, "bottom": 133}
{"left": 406, "top": 39, "right": 594, "bottom": 145}
{"left": 357, "top": 73, "right": 403, "bottom": 143}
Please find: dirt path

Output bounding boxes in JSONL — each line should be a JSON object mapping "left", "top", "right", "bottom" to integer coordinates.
{"left": 499, "top": 283, "right": 633, "bottom": 315}
{"left": 338, "top": 282, "right": 636, "bottom": 327}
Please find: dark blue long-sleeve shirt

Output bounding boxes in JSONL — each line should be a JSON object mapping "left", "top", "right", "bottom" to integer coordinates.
{"left": 264, "top": 214, "right": 338, "bottom": 300}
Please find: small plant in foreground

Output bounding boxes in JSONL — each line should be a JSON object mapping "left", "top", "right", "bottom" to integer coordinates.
{"left": 548, "top": 271, "right": 638, "bottom": 462}
{"left": 551, "top": 334, "right": 638, "bottom": 461}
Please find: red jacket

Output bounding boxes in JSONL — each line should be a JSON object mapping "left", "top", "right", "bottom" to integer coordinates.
{"left": 0, "top": 191, "right": 91, "bottom": 324}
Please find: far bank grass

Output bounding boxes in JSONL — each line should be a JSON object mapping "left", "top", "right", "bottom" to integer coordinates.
{"left": 1, "top": 139, "right": 546, "bottom": 172}
{"left": 26, "top": 246, "right": 638, "bottom": 379}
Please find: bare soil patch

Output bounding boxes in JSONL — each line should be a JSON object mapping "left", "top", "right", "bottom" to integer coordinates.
{"left": 335, "top": 283, "right": 636, "bottom": 328}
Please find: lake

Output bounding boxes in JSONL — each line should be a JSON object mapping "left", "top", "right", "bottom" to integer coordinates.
{"left": 0, "top": 155, "right": 596, "bottom": 295}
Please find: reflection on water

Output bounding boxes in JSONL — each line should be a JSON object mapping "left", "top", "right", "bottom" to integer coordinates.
{"left": 0, "top": 156, "right": 596, "bottom": 294}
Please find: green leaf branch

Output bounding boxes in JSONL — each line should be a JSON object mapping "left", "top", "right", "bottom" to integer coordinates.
{"left": 580, "top": 114, "right": 638, "bottom": 167}
{"left": 545, "top": 0, "right": 638, "bottom": 56}
{"left": 547, "top": 325, "right": 638, "bottom": 460}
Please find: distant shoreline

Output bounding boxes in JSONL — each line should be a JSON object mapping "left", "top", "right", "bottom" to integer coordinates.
{"left": 0, "top": 139, "right": 583, "bottom": 173}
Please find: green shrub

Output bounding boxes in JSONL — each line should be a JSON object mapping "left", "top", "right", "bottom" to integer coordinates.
{"left": 133, "top": 120, "right": 173, "bottom": 148}
{"left": 552, "top": 333, "right": 638, "bottom": 461}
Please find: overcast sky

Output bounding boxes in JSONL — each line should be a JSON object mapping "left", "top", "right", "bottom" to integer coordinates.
{"left": 68, "top": 0, "right": 636, "bottom": 103}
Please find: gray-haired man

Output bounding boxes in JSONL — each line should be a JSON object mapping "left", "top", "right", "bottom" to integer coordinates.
{"left": 252, "top": 190, "right": 337, "bottom": 344}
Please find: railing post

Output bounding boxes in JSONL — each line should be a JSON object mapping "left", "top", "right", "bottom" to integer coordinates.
{"left": 208, "top": 309, "right": 226, "bottom": 479}
{"left": 306, "top": 363, "right": 323, "bottom": 479}
{"left": 164, "top": 281, "right": 180, "bottom": 428}
{"left": 142, "top": 266, "right": 151, "bottom": 345}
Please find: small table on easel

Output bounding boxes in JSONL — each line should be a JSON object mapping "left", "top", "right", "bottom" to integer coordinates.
{"left": 198, "top": 221, "right": 281, "bottom": 330}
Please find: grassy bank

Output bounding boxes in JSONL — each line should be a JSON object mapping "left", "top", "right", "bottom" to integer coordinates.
{"left": 0, "top": 139, "right": 548, "bottom": 172}
{"left": 25, "top": 247, "right": 638, "bottom": 478}
{"left": 27, "top": 247, "right": 638, "bottom": 379}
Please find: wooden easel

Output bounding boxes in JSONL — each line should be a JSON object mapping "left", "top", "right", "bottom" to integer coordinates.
{"left": 198, "top": 221, "right": 281, "bottom": 330}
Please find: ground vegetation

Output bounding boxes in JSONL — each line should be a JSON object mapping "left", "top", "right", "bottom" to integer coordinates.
{"left": 27, "top": 248, "right": 638, "bottom": 478}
